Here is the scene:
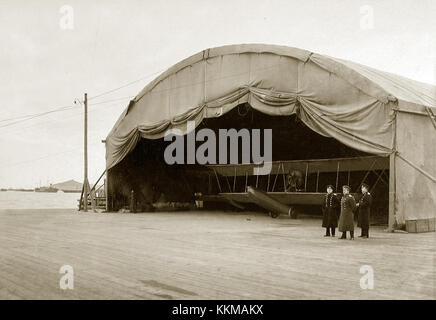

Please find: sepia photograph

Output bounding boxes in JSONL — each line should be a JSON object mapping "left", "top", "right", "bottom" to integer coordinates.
{"left": 0, "top": 0, "right": 435, "bottom": 310}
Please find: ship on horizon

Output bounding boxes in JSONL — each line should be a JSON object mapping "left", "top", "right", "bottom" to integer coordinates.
{"left": 34, "top": 184, "right": 58, "bottom": 193}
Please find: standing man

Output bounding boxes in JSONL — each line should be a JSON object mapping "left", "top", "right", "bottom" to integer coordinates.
{"left": 322, "top": 184, "right": 339, "bottom": 237}
{"left": 357, "top": 183, "right": 372, "bottom": 238}
{"left": 338, "top": 185, "right": 356, "bottom": 240}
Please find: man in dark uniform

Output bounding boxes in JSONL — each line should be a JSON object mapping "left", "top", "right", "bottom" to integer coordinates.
{"left": 338, "top": 185, "right": 356, "bottom": 240}
{"left": 356, "top": 183, "right": 372, "bottom": 238}
{"left": 322, "top": 184, "right": 339, "bottom": 237}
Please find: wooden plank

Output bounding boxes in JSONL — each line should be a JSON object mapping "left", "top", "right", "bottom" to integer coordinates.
{"left": 406, "top": 220, "right": 417, "bottom": 233}
{"left": 104, "top": 178, "right": 108, "bottom": 212}
{"left": 0, "top": 208, "right": 434, "bottom": 300}
{"left": 428, "top": 218, "right": 435, "bottom": 232}
{"left": 416, "top": 219, "right": 430, "bottom": 233}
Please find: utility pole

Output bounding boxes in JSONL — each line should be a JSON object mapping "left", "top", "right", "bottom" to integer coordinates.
{"left": 83, "top": 93, "right": 89, "bottom": 212}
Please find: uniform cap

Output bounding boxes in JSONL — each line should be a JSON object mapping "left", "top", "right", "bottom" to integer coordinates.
{"left": 361, "top": 183, "right": 369, "bottom": 190}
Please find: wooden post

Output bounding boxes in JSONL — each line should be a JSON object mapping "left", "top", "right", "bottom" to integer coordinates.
{"left": 388, "top": 152, "right": 396, "bottom": 231}
{"left": 78, "top": 184, "right": 84, "bottom": 211}
{"left": 304, "top": 163, "right": 309, "bottom": 191}
{"left": 104, "top": 178, "right": 108, "bottom": 212}
{"left": 106, "top": 170, "right": 112, "bottom": 212}
{"left": 335, "top": 162, "right": 340, "bottom": 192}
{"left": 129, "top": 190, "right": 136, "bottom": 213}
{"left": 245, "top": 171, "right": 248, "bottom": 192}
{"left": 83, "top": 93, "right": 89, "bottom": 212}
{"left": 316, "top": 170, "right": 319, "bottom": 192}
{"left": 91, "top": 188, "right": 96, "bottom": 212}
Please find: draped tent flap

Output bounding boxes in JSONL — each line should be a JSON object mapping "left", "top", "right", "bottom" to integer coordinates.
{"left": 298, "top": 98, "right": 394, "bottom": 154}
{"left": 105, "top": 88, "right": 394, "bottom": 170}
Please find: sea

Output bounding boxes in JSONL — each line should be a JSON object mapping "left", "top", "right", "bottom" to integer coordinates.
{"left": 0, "top": 190, "right": 80, "bottom": 209}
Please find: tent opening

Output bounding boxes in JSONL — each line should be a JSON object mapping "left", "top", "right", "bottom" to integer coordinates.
{"left": 107, "top": 103, "right": 389, "bottom": 225}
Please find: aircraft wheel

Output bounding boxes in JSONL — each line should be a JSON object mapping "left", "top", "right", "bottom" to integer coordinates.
{"left": 270, "top": 212, "right": 279, "bottom": 218}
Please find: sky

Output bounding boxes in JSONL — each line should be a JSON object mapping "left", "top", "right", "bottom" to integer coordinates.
{"left": 0, "top": 0, "right": 435, "bottom": 188}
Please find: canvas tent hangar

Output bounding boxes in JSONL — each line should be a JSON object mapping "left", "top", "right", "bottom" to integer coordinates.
{"left": 104, "top": 43, "right": 436, "bottom": 232}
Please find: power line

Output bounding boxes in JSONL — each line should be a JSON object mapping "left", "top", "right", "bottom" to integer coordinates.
{"left": 2, "top": 60, "right": 275, "bottom": 127}
{"left": 88, "top": 95, "right": 135, "bottom": 106}
{"left": 0, "top": 66, "right": 166, "bottom": 126}
{"left": 87, "top": 68, "right": 166, "bottom": 101}
{"left": 0, "top": 105, "right": 78, "bottom": 127}
{"left": 0, "top": 95, "right": 134, "bottom": 132}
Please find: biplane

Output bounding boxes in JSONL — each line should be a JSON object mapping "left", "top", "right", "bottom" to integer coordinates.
{"left": 195, "top": 155, "right": 389, "bottom": 218}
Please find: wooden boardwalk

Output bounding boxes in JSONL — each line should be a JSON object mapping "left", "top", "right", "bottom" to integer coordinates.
{"left": 0, "top": 208, "right": 434, "bottom": 300}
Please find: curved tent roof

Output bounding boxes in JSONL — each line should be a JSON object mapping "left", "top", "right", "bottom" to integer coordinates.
{"left": 106, "top": 43, "right": 435, "bottom": 171}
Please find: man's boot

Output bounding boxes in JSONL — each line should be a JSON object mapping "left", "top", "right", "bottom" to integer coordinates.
{"left": 363, "top": 228, "right": 369, "bottom": 238}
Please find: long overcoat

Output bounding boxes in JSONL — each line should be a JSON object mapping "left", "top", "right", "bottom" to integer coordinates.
{"left": 357, "top": 192, "right": 372, "bottom": 229}
{"left": 338, "top": 194, "right": 356, "bottom": 232}
{"left": 322, "top": 193, "right": 339, "bottom": 228}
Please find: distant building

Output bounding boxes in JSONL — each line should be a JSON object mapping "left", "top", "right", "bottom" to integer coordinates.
{"left": 52, "top": 180, "right": 83, "bottom": 193}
